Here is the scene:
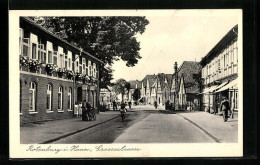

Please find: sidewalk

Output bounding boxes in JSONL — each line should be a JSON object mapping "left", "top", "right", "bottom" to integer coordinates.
{"left": 176, "top": 111, "right": 238, "bottom": 143}
{"left": 20, "top": 111, "right": 120, "bottom": 144}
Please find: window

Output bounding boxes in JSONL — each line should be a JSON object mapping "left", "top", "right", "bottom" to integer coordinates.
{"left": 22, "top": 38, "right": 30, "bottom": 57}
{"left": 32, "top": 43, "right": 37, "bottom": 59}
{"left": 93, "top": 63, "right": 96, "bottom": 78}
{"left": 53, "top": 51, "right": 58, "bottom": 65}
{"left": 38, "top": 44, "right": 46, "bottom": 63}
{"left": 19, "top": 28, "right": 24, "bottom": 55}
{"left": 58, "top": 86, "right": 63, "bottom": 110}
{"left": 86, "top": 60, "right": 88, "bottom": 76}
{"left": 235, "top": 92, "right": 238, "bottom": 109}
{"left": 65, "top": 54, "right": 68, "bottom": 69}
{"left": 47, "top": 84, "right": 52, "bottom": 110}
{"left": 82, "top": 58, "right": 86, "bottom": 74}
{"left": 59, "top": 53, "right": 64, "bottom": 68}
{"left": 48, "top": 51, "right": 52, "bottom": 64}
{"left": 68, "top": 57, "right": 71, "bottom": 70}
{"left": 68, "top": 88, "right": 72, "bottom": 110}
{"left": 88, "top": 61, "right": 92, "bottom": 76}
{"left": 79, "top": 64, "right": 82, "bottom": 74}
{"left": 29, "top": 82, "right": 36, "bottom": 111}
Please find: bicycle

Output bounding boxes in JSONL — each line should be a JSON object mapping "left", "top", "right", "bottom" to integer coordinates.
{"left": 88, "top": 108, "right": 96, "bottom": 121}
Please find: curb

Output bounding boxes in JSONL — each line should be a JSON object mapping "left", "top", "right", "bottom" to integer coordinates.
{"left": 177, "top": 114, "right": 221, "bottom": 143}
{"left": 39, "top": 115, "right": 120, "bottom": 144}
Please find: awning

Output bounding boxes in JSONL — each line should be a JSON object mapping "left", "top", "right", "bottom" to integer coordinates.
{"left": 198, "top": 81, "right": 229, "bottom": 95}
{"left": 215, "top": 80, "right": 238, "bottom": 93}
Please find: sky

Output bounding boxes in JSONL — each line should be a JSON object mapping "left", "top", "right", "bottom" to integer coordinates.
{"left": 111, "top": 10, "right": 240, "bottom": 82}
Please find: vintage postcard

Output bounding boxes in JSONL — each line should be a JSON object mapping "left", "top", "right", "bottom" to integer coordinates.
{"left": 9, "top": 9, "right": 243, "bottom": 158}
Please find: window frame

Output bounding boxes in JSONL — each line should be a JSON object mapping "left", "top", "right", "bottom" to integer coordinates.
{"left": 29, "top": 82, "right": 36, "bottom": 112}
{"left": 68, "top": 88, "right": 72, "bottom": 110}
{"left": 46, "top": 84, "right": 52, "bottom": 111}
{"left": 53, "top": 51, "right": 58, "bottom": 65}
{"left": 58, "top": 86, "right": 63, "bottom": 111}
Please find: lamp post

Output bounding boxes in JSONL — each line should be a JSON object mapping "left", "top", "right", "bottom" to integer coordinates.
{"left": 72, "top": 48, "right": 82, "bottom": 116}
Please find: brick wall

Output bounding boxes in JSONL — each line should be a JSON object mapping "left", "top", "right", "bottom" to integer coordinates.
{"left": 20, "top": 72, "right": 74, "bottom": 124}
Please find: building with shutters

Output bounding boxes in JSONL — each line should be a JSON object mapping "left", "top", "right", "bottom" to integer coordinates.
{"left": 19, "top": 17, "right": 104, "bottom": 123}
{"left": 200, "top": 25, "right": 239, "bottom": 114}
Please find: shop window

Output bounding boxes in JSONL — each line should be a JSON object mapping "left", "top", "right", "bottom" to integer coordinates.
{"left": 29, "top": 82, "right": 36, "bottom": 111}
{"left": 235, "top": 92, "right": 238, "bottom": 109}
{"left": 47, "top": 84, "right": 52, "bottom": 111}
{"left": 58, "top": 86, "right": 63, "bottom": 110}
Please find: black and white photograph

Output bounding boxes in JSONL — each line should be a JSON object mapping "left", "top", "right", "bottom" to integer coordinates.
{"left": 9, "top": 10, "right": 243, "bottom": 158}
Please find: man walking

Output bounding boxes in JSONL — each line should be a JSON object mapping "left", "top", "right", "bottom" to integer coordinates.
{"left": 220, "top": 96, "right": 230, "bottom": 122}
{"left": 113, "top": 100, "right": 117, "bottom": 111}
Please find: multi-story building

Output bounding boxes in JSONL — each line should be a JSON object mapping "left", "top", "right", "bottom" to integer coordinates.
{"left": 19, "top": 17, "right": 103, "bottom": 123}
{"left": 200, "top": 25, "right": 238, "bottom": 114}
{"left": 170, "top": 61, "right": 201, "bottom": 110}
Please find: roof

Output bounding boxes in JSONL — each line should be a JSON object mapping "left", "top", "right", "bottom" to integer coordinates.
{"left": 142, "top": 74, "right": 157, "bottom": 87}
{"left": 129, "top": 80, "right": 142, "bottom": 89}
{"left": 176, "top": 61, "right": 201, "bottom": 93}
{"left": 200, "top": 24, "right": 238, "bottom": 66}
{"left": 21, "top": 17, "right": 104, "bottom": 64}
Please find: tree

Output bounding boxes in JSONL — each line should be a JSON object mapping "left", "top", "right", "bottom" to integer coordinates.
{"left": 125, "top": 82, "right": 131, "bottom": 100}
{"left": 30, "top": 16, "right": 149, "bottom": 88}
{"left": 132, "top": 88, "right": 141, "bottom": 101}
{"left": 112, "top": 79, "right": 128, "bottom": 102}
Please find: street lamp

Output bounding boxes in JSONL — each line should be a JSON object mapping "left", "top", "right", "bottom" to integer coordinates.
{"left": 72, "top": 47, "right": 83, "bottom": 116}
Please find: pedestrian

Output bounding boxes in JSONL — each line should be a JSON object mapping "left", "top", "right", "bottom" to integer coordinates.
{"left": 220, "top": 96, "right": 230, "bottom": 122}
{"left": 113, "top": 100, "right": 117, "bottom": 111}
{"left": 86, "top": 102, "right": 92, "bottom": 121}
{"left": 128, "top": 101, "right": 132, "bottom": 110}
{"left": 81, "top": 100, "right": 87, "bottom": 121}
{"left": 154, "top": 100, "right": 158, "bottom": 109}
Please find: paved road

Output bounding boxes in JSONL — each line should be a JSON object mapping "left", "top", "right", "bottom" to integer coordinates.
{"left": 52, "top": 106, "right": 214, "bottom": 143}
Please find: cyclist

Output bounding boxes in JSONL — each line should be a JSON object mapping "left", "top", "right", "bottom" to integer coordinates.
{"left": 120, "top": 102, "right": 127, "bottom": 122}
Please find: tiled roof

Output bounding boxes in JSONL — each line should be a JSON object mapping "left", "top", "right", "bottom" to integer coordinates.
{"left": 157, "top": 73, "right": 173, "bottom": 90}
{"left": 176, "top": 61, "right": 201, "bottom": 94}
{"left": 128, "top": 80, "right": 142, "bottom": 89}
{"left": 142, "top": 74, "right": 157, "bottom": 87}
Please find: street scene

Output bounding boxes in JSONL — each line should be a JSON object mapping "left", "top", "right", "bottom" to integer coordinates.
{"left": 21, "top": 105, "right": 238, "bottom": 144}
{"left": 18, "top": 11, "right": 240, "bottom": 145}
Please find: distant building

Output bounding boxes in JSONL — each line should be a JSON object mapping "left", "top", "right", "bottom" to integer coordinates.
{"left": 200, "top": 25, "right": 238, "bottom": 114}
{"left": 128, "top": 80, "right": 142, "bottom": 103}
{"left": 99, "top": 87, "right": 116, "bottom": 107}
{"left": 170, "top": 61, "right": 201, "bottom": 110}
{"left": 151, "top": 73, "right": 173, "bottom": 106}
{"left": 140, "top": 75, "right": 157, "bottom": 105}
